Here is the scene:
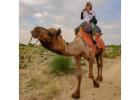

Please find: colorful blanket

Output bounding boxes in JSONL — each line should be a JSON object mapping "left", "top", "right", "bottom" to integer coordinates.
{"left": 78, "top": 31, "right": 96, "bottom": 53}
{"left": 78, "top": 32, "right": 105, "bottom": 54}
{"left": 95, "top": 33, "right": 105, "bottom": 49}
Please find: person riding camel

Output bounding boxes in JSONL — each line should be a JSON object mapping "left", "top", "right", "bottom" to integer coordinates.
{"left": 75, "top": 2, "right": 102, "bottom": 45}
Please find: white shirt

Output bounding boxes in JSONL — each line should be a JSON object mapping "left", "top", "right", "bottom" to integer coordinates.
{"left": 83, "top": 10, "right": 96, "bottom": 22}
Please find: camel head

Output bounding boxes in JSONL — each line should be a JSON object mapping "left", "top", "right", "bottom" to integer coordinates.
{"left": 31, "top": 26, "right": 61, "bottom": 43}
{"left": 31, "top": 26, "right": 66, "bottom": 55}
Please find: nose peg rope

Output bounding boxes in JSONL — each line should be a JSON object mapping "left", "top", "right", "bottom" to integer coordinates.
{"left": 20, "top": 36, "right": 39, "bottom": 69}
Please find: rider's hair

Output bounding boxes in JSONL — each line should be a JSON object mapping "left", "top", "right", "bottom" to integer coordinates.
{"left": 85, "top": 2, "right": 92, "bottom": 10}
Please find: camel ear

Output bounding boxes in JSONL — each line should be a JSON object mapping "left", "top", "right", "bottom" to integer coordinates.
{"left": 56, "top": 28, "right": 61, "bottom": 36}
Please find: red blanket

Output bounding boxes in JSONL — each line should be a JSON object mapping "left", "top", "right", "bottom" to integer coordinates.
{"left": 78, "top": 32, "right": 96, "bottom": 53}
{"left": 78, "top": 32, "right": 105, "bottom": 54}
{"left": 95, "top": 33, "right": 105, "bottom": 49}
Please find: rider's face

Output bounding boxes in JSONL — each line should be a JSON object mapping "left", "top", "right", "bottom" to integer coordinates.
{"left": 86, "top": 5, "right": 91, "bottom": 11}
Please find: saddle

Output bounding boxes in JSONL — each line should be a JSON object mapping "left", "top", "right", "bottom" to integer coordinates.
{"left": 77, "top": 32, "right": 105, "bottom": 54}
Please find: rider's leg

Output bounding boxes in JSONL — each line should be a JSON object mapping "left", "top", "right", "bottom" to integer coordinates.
{"left": 74, "top": 22, "right": 85, "bottom": 35}
{"left": 91, "top": 23, "right": 97, "bottom": 45}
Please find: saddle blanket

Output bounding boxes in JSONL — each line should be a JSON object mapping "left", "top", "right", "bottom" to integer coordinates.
{"left": 78, "top": 32, "right": 105, "bottom": 53}
{"left": 78, "top": 31, "right": 96, "bottom": 53}
{"left": 95, "top": 33, "right": 105, "bottom": 49}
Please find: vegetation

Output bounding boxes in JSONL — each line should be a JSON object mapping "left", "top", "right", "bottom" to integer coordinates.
{"left": 104, "top": 45, "right": 121, "bottom": 58}
{"left": 44, "top": 82, "right": 60, "bottom": 99}
{"left": 49, "top": 55, "right": 74, "bottom": 74}
{"left": 19, "top": 44, "right": 50, "bottom": 69}
{"left": 26, "top": 76, "right": 60, "bottom": 100}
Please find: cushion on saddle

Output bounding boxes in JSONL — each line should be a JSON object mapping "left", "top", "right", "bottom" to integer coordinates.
{"left": 78, "top": 31, "right": 96, "bottom": 53}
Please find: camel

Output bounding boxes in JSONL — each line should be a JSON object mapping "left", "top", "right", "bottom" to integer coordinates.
{"left": 31, "top": 26, "right": 104, "bottom": 99}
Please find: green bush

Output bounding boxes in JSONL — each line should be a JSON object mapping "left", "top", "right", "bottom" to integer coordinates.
{"left": 104, "top": 45, "right": 121, "bottom": 58}
{"left": 49, "top": 55, "right": 74, "bottom": 74}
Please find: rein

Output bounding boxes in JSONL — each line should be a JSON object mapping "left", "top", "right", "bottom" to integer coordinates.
{"left": 20, "top": 36, "right": 39, "bottom": 69}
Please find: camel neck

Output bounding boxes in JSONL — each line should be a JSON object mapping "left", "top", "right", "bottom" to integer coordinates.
{"left": 55, "top": 36, "right": 70, "bottom": 56}
{"left": 39, "top": 36, "right": 70, "bottom": 56}
{"left": 39, "top": 35, "right": 83, "bottom": 57}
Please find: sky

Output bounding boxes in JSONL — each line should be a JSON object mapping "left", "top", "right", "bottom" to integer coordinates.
{"left": 19, "top": 0, "right": 121, "bottom": 45}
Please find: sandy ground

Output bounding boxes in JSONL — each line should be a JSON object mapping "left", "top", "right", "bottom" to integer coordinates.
{"left": 20, "top": 54, "right": 121, "bottom": 100}
{"left": 54, "top": 57, "right": 121, "bottom": 100}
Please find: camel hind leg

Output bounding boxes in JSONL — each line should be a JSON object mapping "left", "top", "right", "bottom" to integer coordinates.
{"left": 95, "top": 55, "right": 100, "bottom": 81}
{"left": 95, "top": 50, "right": 104, "bottom": 82}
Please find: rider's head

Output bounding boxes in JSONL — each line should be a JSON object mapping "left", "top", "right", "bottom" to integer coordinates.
{"left": 85, "top": 2, "right": 92, "bottom": 11}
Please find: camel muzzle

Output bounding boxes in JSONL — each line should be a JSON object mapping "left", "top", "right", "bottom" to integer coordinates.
{"left": 31, "top": 30, "right": 40, "bottom": 38}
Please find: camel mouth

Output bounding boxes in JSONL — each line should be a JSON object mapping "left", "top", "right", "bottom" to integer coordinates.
{"left": 31, "top": 30, "right": 40, "bottom": 38}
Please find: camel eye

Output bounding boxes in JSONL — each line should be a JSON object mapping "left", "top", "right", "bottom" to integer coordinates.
{"left": 48, "top": 32, "right": 53, "bottom": 37}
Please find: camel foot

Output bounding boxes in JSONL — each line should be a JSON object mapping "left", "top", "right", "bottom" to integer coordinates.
{"left": 99, "top": 77, "right": 103, "bottom": 82}
{"left": 93, "top": 81, "right": 99, "bottom": 88}
{"left": 95, "top": 77, "right": 100, "bottom": 81}
{"left": 96, "top": 77, "right": 103, "bottom": 82}
{"left": 72, "top": 92, "right": 80, "bottom": 99}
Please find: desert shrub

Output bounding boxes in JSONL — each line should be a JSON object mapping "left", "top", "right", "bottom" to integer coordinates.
{"left": 32, "top": 46, "right": 47, "bottom": 55}
{"left": 27, "top": 77, "right": 44, "bottom": 90}
{"left": 49, "top": 55, "right": 74, "bottom": 74}
{"left": 44, "top": 82, "right": 60, "bottom": 99}
{"left": 28, "top": 43, "right": 34, "bottom": 47}
{"left": 19, "top": 43, "right": 25, "bottom": 46}
{"left": 104, "top": 45, "right": 121, "bottom": 58}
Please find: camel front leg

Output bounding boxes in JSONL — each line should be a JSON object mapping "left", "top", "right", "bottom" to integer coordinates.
{"left": 72, "top": 57, "right": 82, "bottom": 99}
{"left": 88, "top": 58, "right": 99, "bottom": 88}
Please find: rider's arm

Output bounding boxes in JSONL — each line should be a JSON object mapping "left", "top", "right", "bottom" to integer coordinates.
{"left": 81, "top": 9, "right": 86, "bottom": 20}
{"left": 91, "top": 10, "right": 96, "bottom": 17}
{"left": 89, "top": 10, "right": 97, "bottom": 25}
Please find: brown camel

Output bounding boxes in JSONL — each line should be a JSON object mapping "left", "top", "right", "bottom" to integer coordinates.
{"left": 31, "top": 26, "right": 104, "bottom": 99}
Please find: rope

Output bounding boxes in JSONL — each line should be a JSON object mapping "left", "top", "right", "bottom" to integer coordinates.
{"left": 20, "top": 36, "right": 39, "bottom": 69}
{"left": 21, "top": 36, "right": 33, "bottom": 56}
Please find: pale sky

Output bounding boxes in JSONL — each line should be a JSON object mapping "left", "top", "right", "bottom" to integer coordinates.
{"left": 19, "top": 0, "right": 121, "bottom": 45}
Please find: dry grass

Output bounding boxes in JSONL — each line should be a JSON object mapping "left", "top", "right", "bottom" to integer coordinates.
{"left": 20, "top": 65, "right": 60, "bottom": 100}
{"left": 19, "top": 44, "right": 61, "bottom": 100}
